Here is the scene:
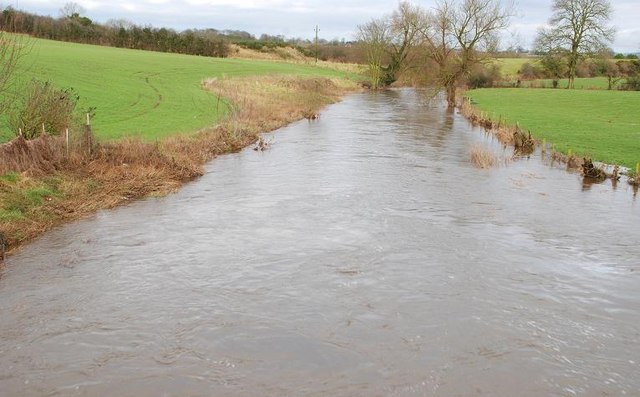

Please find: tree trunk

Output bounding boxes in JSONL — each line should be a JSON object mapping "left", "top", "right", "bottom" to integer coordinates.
{"left": 446, "top": 84, "right": 456, "bottom": 107}
{"left": 567, "top": 57, "right": 577, "bottom": 89}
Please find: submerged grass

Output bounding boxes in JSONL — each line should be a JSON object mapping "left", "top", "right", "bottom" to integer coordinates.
{"left": 470, "top": 145, "right": 498, "bottom": 169}
{"left": 0, "top": 76, "right": 358, "bottom": 252}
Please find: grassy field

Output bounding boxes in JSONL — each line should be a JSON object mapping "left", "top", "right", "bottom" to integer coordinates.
{"left": 2, "top": 37, "right": 356, "bottom": 142}
{"left": 493, "top": 57, "right": 536, "bottom": 79}
{"left": 492, "top": 58, "right": 624, "bottom": 89}
{"left": 465, "top": 88, "right": 640, "bottom": 169}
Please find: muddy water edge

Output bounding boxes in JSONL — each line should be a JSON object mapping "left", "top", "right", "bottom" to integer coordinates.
{"left": 1, "top": 88, "right": 639, "bottom": 397}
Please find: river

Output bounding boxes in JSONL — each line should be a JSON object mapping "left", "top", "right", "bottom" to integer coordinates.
{"left": 1, "top": 89, "right": 638, "bottom": 396}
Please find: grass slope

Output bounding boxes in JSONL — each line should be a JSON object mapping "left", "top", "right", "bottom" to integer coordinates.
{"left": 466, "top": 88, "right": 640, "bottom": 169}
{"left": 493, "top": 57, "right": 535, "bottom": 78}
{"left": 2, "top": 38, "right": 355, "bottom": 142}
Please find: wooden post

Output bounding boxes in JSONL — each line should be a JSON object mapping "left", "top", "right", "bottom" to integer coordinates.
{"left": 42, "top": 123, "right": 45, "bottom": 135}
{"left": 65, "top": 128, "right": 70, "bottom": 157}
{"left": 0, "top": 232, "right": 5, "bottom": 262}
{"left": 83, "top": 113, "right": 93, "bottom": 155}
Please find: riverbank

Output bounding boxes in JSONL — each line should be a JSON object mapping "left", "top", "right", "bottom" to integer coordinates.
{"left": 0, "top": 76, "right": 359, "bottom": 254}
{"left": 463, "top": 88, "right": 640, "bottom": 171}
{"left": 459, "top": 90, "right": 640, "bottom": 186}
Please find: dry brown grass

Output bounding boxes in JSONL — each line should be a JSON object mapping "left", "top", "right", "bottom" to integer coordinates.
{"left": 470, "top": 145, "right": 498, "bottom": 169}
{"left": 229, "top": 44, "right": 308, "bottom": 62}
{"left": 228, "top": 44, "right": 366, "bottom": 75}
{"left": 0, "top": 76, "right": 358, "bottom": 253}
{"left": 0, "top": 135, "right": 67, "bottom": 175}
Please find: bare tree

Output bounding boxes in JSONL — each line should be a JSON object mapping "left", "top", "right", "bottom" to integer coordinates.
{"left": 357, "top": 18, "right": 390, "bottom": 89}
{"left": 357, "top": 2, "right": 427, "bottom": 88}
{"left": 59, "top": 2, "right": 86, "bottom": 18}
{"left": 386, "top": 2, "right": 427, "bottom": 85}
{"left": 421, "top": 0, "right": 512, "bottom": 106}
{"left": 535, "top": 0, "right": 615, "bottom": 89}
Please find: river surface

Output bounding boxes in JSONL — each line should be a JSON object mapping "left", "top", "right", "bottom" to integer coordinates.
{"left": 1, "top": 89, "right": 639, "bottom": 397}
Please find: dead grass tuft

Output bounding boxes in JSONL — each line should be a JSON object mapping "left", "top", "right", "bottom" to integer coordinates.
{"left": 470, "top": 145, "right": 498, "bottom": 169}
{"left": 513, "top": 128, "right": 535, "bottom": 155}
{"left": 581, "top": 158, "right": 607, "bottom": 181}
{"left": 0, "top": 135, "right": 66, "bottom": 175}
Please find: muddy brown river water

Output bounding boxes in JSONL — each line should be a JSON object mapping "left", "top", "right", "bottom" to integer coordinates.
{"left": 1, "top": 89, "right": 639, "bottom": 396}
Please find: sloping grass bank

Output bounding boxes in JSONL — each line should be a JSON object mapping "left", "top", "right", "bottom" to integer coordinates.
{"left": 1, "top": 37, "right": 357, "bottom": 142}
{"left": 465, "top": 88, "right": 640, "bottom": 169}
{"left": 0, "top": 76, "right": 358, "bottom": 252}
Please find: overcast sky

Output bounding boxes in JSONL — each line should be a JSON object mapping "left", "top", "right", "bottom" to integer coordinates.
{"left": 8, "top": 0, "right": 640, "bottom": 53}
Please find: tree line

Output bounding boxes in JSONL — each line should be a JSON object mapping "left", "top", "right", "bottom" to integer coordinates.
{"left": 356, "top": 0, "right": 632, "bottom": 102}
{"left": 0, "top": 6, "right": 230, "bottom": 58}
{"left": 357, "top": 0, "right": 512, "bottom": 106}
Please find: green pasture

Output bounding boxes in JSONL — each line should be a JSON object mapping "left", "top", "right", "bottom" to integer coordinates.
{"left": 2, "top": 38, "right": 355, "bottom": 142}
{"left": 466, "top": 88, "right": 640, "bottom": 169}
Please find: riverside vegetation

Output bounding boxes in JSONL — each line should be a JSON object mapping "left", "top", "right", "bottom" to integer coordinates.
{"left": 0, "top": 38, "right": 358, "bottom": 253}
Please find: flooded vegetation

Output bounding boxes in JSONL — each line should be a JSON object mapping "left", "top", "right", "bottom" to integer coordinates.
{"left": 1, "top": 89, "right": 639, "bottom": 396}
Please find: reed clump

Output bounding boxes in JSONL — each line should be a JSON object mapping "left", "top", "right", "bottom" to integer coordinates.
{"left": 581, "top": 158, "right": 607, "bottom": 181}
{"left": 513, "top": 128, "right": 535, "bottom": 155}
{"left": 470, "top": 145, "right": 498, "bottom": 169}
{"left": 628, "top": 163, "right": 640, "bottom": 186}
{"left": 0, "top": 76, "right": 357, "bottom": 252}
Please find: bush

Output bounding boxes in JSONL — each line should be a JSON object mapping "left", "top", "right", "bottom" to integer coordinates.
{"left": 519, "top": 62, "right": 543, "bottom": 80}
{"left": 9, "top": 80, "right": 79, "bottom": 139}
{"left": 620, "top": 76, "right": 640, "bottom": 91}
{"left": 576, "top": 59, "right": 597, "bottom": 77}
{"left": 467, "top": 64, "right": 502, "bottom": 89}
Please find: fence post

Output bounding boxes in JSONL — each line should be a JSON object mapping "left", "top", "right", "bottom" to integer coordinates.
{"left": 0, "top": 232, "right": 5, "bottom": 262}
{"left": 83, "top": 113, "right": 93, "bottom": 156}
{"left": 65, "top": 128, "right": 70, "bottom": 157}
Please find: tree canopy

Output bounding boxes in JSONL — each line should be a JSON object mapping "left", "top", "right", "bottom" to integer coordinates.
{"left": 535, "top": 0, "right": 615, "bottom": 89}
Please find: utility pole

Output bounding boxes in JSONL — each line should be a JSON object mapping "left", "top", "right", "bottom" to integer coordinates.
{"left": 314, "top": 25, "right": 319, "bottom": 64}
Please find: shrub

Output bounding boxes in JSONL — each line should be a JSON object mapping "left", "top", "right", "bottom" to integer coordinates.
{"left": 519, "top": 62, "right": 543, "bottom": 80}
{"left": 9, "top": 80, "right": 79, "bottom": 139}
{"left": 620, "top": 76, "right": 640, "bottom": 91}
{"left": 576, "top": 59, "right": 597, "bottom": 77}
{"left": 467, "top": 64, "right": 502, "bottom": 89}
{"left": 470, "top": 145, "right": 497, "bottom": 168}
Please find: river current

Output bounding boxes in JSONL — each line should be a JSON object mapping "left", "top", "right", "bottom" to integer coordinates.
{"left": 1, "top": 89, "right": 638, "bottom": 396}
